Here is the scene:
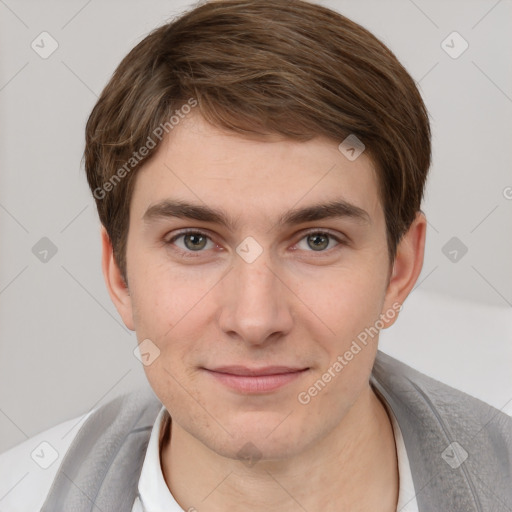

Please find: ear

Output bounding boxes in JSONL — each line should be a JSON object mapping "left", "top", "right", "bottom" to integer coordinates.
{"left": 380, "top": 211, "right": 426, "bottom": 328}
{"left": 101, "top": 226, "right": 135, "bottom": 331}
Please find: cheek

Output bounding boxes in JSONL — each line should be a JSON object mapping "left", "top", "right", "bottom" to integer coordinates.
{"left": 129, "top": 268, "right": 210, "bottom": 412}
{"left": 142, "top": 354, "right": 214, "bottom": 440}
{"left": 128, "top": 254, "right": 219, "bottom": 338}
{"left": 290, "top": 260, "right": 388, "bottom": 350}
{"left": 128, "top": 260, "right": 221, "bottom": 395}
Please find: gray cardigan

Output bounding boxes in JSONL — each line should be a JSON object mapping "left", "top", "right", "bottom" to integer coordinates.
{"left": 41, "top": 350, "right": 512, "bottom": 511}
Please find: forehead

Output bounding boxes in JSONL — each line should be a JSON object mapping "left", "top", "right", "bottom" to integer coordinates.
{"left": 130, "top": 112, "right": 383, "bottom": 228}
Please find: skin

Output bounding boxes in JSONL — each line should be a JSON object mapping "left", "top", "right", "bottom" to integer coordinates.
{"left": 102, "top": 111, "right": 426, "bottom": 511}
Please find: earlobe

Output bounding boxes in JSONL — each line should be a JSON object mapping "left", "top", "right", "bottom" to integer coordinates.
{"left": 100, "top": 227, "right": 135, "bottom": 331}
{"left": 381, "top": 212, "right": 427, "bottom": 328}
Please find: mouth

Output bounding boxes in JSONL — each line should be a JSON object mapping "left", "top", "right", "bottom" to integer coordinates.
{"left": 202, "top": 366, "right": 310, "bottom": 393}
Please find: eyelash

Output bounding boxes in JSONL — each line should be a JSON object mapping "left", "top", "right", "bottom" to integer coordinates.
{"left": 165, "top": 228, "right": 347, "bottom": 257}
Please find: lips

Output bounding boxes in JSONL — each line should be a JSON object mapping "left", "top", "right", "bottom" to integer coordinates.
{"left": 209, "top": 365, "right": 307, "bottom": 376}
{"left": 203, "top": 365, "right": 309, "bottom": 393}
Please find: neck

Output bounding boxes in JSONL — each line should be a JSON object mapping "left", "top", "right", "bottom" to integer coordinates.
{"left": 160, "top": 384, "right": 399, "bottom": 511}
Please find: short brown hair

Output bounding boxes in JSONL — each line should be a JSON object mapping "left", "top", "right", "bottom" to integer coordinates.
{"left": 84, "top": 0, "right": 431, "bottom": 280}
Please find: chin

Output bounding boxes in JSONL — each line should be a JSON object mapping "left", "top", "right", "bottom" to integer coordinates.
{"left": 216, "top": 436, "right": 305, "bottom": 464}
{"left": 205, "top": 417, "right": 310, "bottom": 463}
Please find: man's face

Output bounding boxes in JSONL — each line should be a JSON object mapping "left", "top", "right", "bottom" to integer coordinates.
{"left": 118, "top": 112, "right": 397, "bottom": 460}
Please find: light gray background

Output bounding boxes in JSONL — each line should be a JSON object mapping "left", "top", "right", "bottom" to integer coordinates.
{"left": 1, "top": 0, "right": 511, "bottom": 453}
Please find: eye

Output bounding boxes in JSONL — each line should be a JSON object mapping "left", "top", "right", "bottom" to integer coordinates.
{"left": 166, "top": 229, "right": 345, "bottom": 256}
{"left": 167, "top": 230, "right": 215, "bottom": 252}
{"left": 295, "top": 231, "right": 343, "bottom": 252}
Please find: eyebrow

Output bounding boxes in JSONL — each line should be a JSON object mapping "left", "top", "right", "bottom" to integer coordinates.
{"left": 143, "top": 198, "right": 371, "bottom": 230}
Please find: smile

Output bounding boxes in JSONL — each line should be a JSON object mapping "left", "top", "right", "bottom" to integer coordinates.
{"left": 202, "top": 366, "right": 309, "bottom": 393}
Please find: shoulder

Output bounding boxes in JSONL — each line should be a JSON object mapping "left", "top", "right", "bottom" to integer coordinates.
{"left": 373, "top": 349, "right": 512, "bottom": 421}
{"left": 0, "top": 410, "right": 95, "bottom": 512}
{"left": 372, "top": 350, "right": 512, "bottom": 507}
{"left": 0, "top": 387, "right": 161, "bottom": 512}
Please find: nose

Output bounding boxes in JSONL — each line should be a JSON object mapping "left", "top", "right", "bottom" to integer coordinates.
{"left": 217, "top": 251, "right": 294, "bottom": 346}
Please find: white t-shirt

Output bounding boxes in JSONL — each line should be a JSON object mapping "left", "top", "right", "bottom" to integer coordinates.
{"left": 0, "top": 398, "right": 419, "bottom": 511}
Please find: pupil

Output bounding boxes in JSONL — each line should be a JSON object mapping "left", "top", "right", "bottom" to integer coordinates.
{"left": 308, "top": 233, "right": 329, "bottom": 251}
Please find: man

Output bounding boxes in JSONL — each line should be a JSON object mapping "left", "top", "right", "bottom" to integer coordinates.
{"left": 1, "top": 0, "right": 510, "bottom": 510}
